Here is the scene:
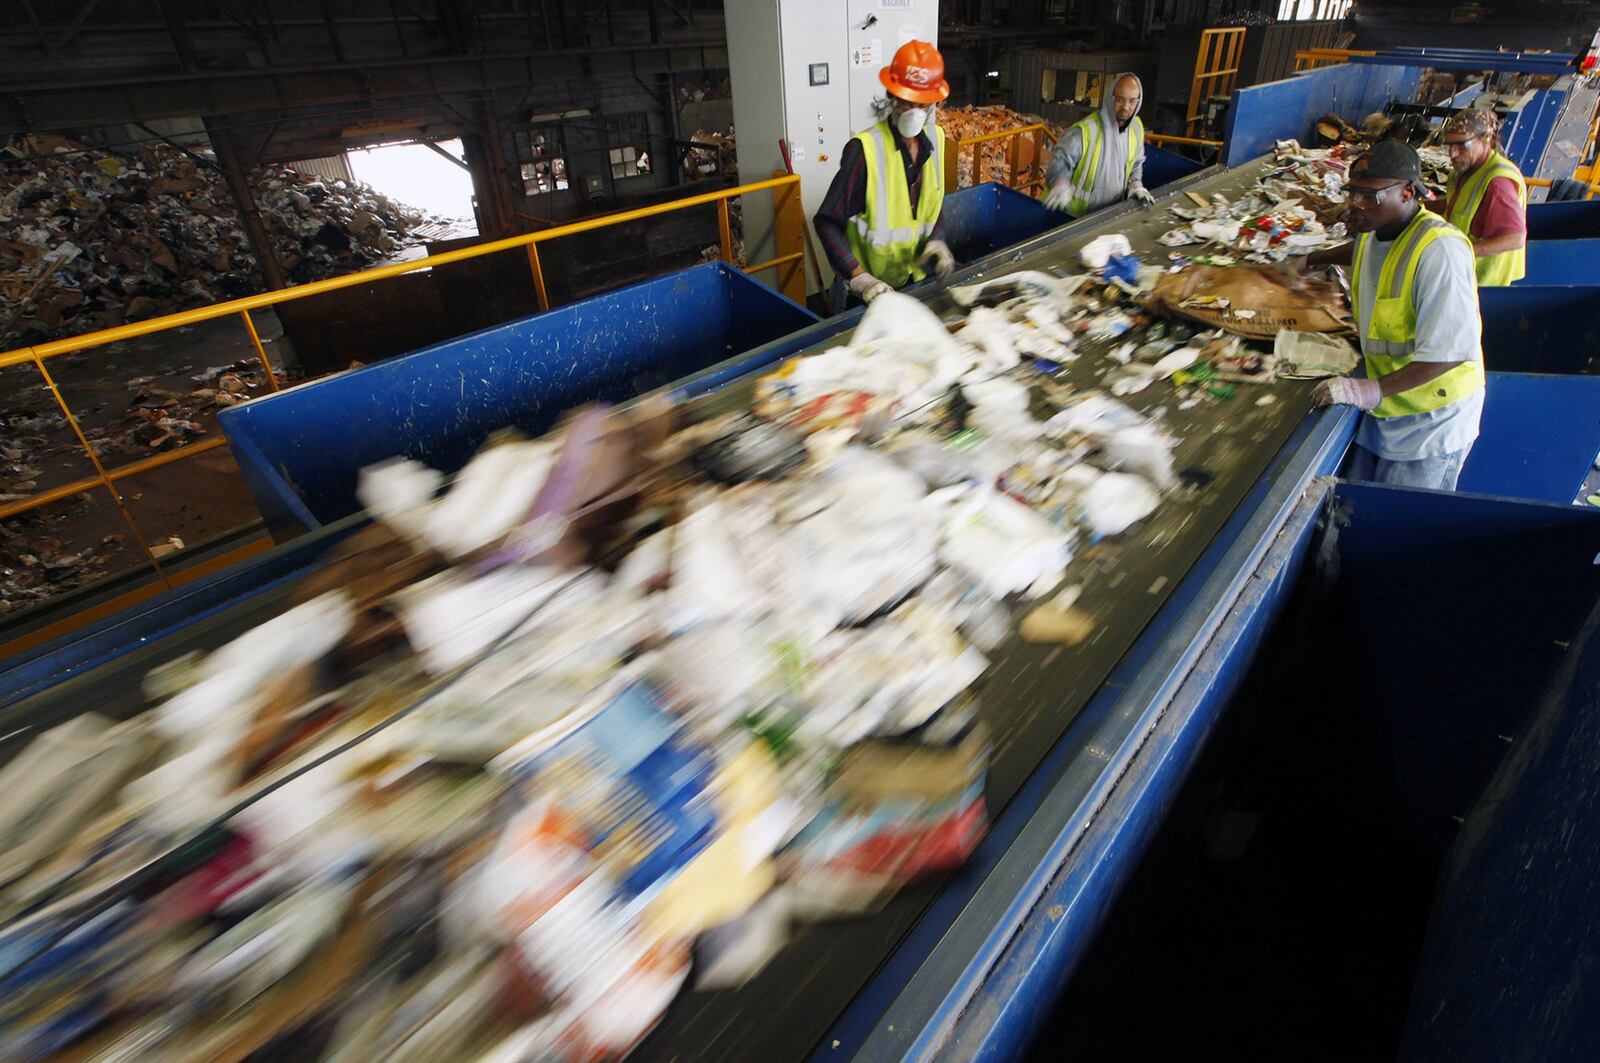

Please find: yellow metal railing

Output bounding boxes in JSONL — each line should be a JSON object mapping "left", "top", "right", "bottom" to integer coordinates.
{"left": 1293, "top": 48, "right": 1377, "bottom": 72}
{"left": 0, "top": 173, "right": 808, "bottom": 599}
{"left": 1188, "top": 28, "right": 1248, "bottom": 138}
{"left": 945, "top": 123, "right": 1055, "bottom": 196}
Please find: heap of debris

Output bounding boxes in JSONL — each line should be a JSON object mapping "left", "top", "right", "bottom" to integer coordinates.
{"left": 0, "top": 134, "right": 451, "bottom": 349}
{"left": 937, "top": 105, "right": 1062, "bottom": 188}
{"left": 682, "top": 127, "right": 736, "bottom": 181}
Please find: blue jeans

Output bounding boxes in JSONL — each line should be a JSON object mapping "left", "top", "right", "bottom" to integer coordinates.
{"left": 1344, "top": 444, "right": 1469, "bottom": 491}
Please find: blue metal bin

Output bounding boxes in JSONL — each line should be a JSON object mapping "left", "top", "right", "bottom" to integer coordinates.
{"left": 220, "top": 262, "right": 818, "bottom": 540}
{"left": 940, "top": 151, "right": 1206, "bottom": 264}
{"left": 1525, "top": 200, "right": 1600, "bottom": 241}
{"left": 1480, "top": 286, "right": 1600, "bottom": 375}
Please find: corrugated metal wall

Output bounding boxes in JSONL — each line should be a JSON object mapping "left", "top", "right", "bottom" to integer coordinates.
{"left": 282, "top": 153, "right": 354, "bottom": 182}
{"left": 1243, "top": 20, "right": 1342, "bottom": 86}
{"left": 1010, "top": 50, "right": 1157, "bottom": 127}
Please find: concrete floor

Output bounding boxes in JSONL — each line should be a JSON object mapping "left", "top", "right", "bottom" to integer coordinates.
{"left": 1, "top": 309, "right": 297, "bottom": 619}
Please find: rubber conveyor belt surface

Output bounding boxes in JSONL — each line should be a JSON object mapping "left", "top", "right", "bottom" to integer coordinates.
{"left": 1, "top": 160, "right": 1309, "bottom": 1062}
{"left": 634, "top": 157, "right": 1322, "bottom": 1062}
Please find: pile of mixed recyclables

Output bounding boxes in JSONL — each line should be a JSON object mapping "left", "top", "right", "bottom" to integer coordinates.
{"left": 0, "top": 133, "right": 451, "bottom": 348}
{"left": 1157, "top": 137, "right": 1453, "bottom": 270}
{"left": 0, "top": 258, "right": 1358, "bottom": 1060}
{"left": 1156, "top": 139, "right": 1357, "bottom": 267}
{"left": 936, "top": 105, "right": 1061, "bottom": 188}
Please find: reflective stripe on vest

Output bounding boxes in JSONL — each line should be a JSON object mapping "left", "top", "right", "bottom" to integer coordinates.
{"left": 846, "top": 121, "right": 945, "bottom": 289}
{"left": 1065, "top": 115, "right": 1144, "bottom": 217}
{"left": 1351, "top": 209, "right": 1486, "bottom": 418}
{"left": 1445, "top": 151, "right": 1527, "bottom": 287}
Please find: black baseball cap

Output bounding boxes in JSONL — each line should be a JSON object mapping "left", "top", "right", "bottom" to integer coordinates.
{"left": 1349, "top": 140, "right": 1422, "bottom": 188}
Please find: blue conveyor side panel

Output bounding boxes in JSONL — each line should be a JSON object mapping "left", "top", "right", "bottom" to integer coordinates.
{"left": 1518, "top": 238, "right": 1600, "bottom": 287}
{"left": 940, "top": 183, "right": 1066, "bottom": 264}
{"left": 1321, "top": 483, "right": 1600, "bottom": 855}
{"left": 219, "top": 263, "right": 817, "bottom": 534}
{"left": 0, "top": 518, "right": 365, "bottom": 710}
{"left": 1526, "top": 201, "right": 1600, "bottom": 240}
{"left": 1479, "top": 286, "right": 1600, "bottom": 375}
{"left": 1400, "top": 595, "right": 1600, "bottom": 1063}
{"left": 1223, "top": 64, "right": 1423, "bottom": 167}
{"left": 1142, "top": 146, "right": 1206, "bottom": 191}
{"left": 1457, "top": 373, "right": 1600, "bottom": 505}
{"left": 1502, "top": 88, "right": 1565, "bottom": 175}
{"left": 826, "top": 407, "right": 1360, "bottom": 1060}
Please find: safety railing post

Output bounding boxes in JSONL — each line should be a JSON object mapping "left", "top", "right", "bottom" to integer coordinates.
{"left": 237, "top": 310, "right": 282, "bottom": 392}
{"left": 717, "top": 197, "right": 734, "bottom": 263}
{"left": 770, "top": 182, "right": 807, "bottom": 303}
{"left": 28, "top": 350, "right": 171, "bottom": 589}
{"left": 527, "top": 242, "right": 551, "bottom": 311}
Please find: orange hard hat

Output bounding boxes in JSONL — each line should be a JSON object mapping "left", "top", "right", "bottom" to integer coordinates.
{"left": 880, "top": 40, "right": 951, "bottom": 104}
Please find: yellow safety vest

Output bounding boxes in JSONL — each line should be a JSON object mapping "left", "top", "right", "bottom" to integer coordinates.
{"left": 1351, "top": 209, "right": 1486, "bottom": 418}
{"left": 1445, "top": 150, "right": 1527, "bottom": 287}
{"left": 846, "top": 121, "right": 946, "bottom": 289}
{"left": 1064, "top": 115, "right": 1144, "bottom": 217}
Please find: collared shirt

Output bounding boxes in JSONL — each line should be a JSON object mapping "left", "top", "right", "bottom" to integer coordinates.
{"left": 814, "top": 128, "right": 946, "bottom": 278}
{"left": 1353, "top": 223, "right": 1484, "bottom": 461}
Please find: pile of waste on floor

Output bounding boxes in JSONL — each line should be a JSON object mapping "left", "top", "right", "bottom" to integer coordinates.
{"left": 937, "top": 105, "right": 1060, "bottom": 188}
{"left": 682, "top": 127, "right": 736, "bottom": 181}
{"left": 0, "top": 214, "right": 1358, "bottom": 1056}
{"left": 0, "top": 133, "right": 451, "bottom": 348}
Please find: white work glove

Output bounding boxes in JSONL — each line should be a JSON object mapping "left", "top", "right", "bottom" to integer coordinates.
{"left": 1312, "top": 376, "right": 1382, "bottom": 411}
{"left": 1044, "top": 181, "right": 1076, "bottom": 213}
{"left": 919, "top": 239, "right": 955, "bottom": 279}
{"left": 1129, "top": 183, "right": 1155, "bottom": 205}
{"left": 849, "top": 272, "right": 893, "bottom": 304}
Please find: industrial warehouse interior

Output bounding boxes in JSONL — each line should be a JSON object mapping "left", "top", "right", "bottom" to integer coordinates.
{"left": 3, "top": 1, "right": 1600, "bottom": 1060}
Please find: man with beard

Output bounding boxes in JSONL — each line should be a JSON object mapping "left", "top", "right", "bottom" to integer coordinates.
{"left": 1433, "top": 108, "right": 1527, "bottom": 286}
{"left": 1043, "top": 72, "right": 1151, "bottom": 217}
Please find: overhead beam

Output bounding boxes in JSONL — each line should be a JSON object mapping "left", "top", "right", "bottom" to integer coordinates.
{"left": 420, "top": 137, "right": 469, "bottom": 169}
{"left": 204, "top": 116, "right": 287, "bottom": 291}
{"left": 0, "top": 43, "right": 729, "bottom": 133}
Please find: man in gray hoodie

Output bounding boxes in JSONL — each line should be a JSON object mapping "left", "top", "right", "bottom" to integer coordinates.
{"left": 1044, "top": 72, "right": 1151, "bottom": 217}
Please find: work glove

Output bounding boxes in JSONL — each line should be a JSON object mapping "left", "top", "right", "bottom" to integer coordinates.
{"left": 1129, "top": 183, "right": 1155, "bottom": 205}
{"left": 1043, "top": 181, "right": 1076, "bottom": 213}
{"left": 849, "top": 271, "right": 893, "bottom": 304}
{"left": 1312, "top": 376, "right": 1382, "bottom": 411}
{"left": 919, "top": 239, "right": 956, "bottom": 279}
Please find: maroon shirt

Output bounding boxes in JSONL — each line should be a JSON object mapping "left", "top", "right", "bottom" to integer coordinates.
{"left": 1444, "top": 171, "right": 1526, "bottom": 241}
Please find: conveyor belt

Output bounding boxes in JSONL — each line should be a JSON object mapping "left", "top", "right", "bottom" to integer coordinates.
{"left": 637, "top": 157, "right": 1320, "bottom": 1062}
{"left": 1, "top": 159, "right": 1318, "bottom": 1061}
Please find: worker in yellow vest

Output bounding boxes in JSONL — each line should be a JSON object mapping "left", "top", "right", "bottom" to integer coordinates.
{"left": 1300, "top": 141, "right": 1485, "bottom": 490}
{"left": 1433, "top": 108, "right": 1527, "bottom": 286}
{"left": 1043, "top": 72, "right": 1151, "bottom": 217}
{"left": 814, "top": 40, "right": 955, "bottom": 311}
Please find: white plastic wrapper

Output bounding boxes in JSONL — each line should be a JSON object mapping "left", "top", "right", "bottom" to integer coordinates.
{"left": 1079, "top": 233, "right": 1132, "bottom": 269}
{"left": 1047, "top": 395, "right": 1178, "bottom": 489}
{"left": 419, "top": 438, "right": 557, "bottom": 559}
{"left": 356, "top": 457, "right": 442, "bottom": 545}
{"left": 936, "top": 486, "right": 1074, "bottom": 597}
{"left": 1077, "top": 470, "right": 1162, "bottom": 537}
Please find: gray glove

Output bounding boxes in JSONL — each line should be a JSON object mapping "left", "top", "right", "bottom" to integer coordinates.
{"left": 1044, "top": 181, "right": 1076, "bottom": 213}
{"left": 1129, "top": 183, "right": 1155, "bottom": 205}
{"left": 919, "top": 239, "right": 955, "bottom": 279}
{"left": 849, "top": 272, "right": 893, "bottom": 304}
{"left": 1312, "top": 376, "right": 1381, "bottom": 410}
